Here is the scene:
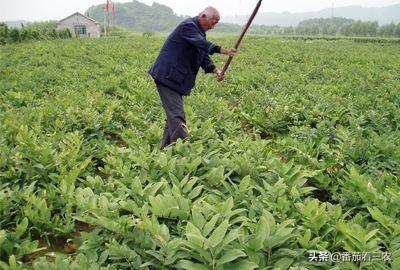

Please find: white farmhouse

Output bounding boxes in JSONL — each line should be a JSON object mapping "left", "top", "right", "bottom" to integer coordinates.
{"left": 57, "top": 12, "right": 101, "bottom": 38}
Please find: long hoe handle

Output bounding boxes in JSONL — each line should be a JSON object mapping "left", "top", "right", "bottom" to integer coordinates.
{"left": 219, "top": 0, "right": 263, "bottom": 81}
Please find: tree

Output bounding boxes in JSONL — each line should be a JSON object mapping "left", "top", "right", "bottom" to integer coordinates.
{"left": 353, "top": 21, "right": 364, "bottom": 36}
{"left": 395, "top": 23, "right": 400, "bottom": 37}
{"left": 31, "top": 30, "right": 40, "bottom": 40}
{"left": 283, "top": 26, "right": 295, "bottom": 35}
{"left": 379, "top": 23, "right": 396, "bottom": 37}
{"left": 322, "top": 23, "right": 336, "bottom": 36}
{"left": 339, "top": 21, "right": 378, "bottom": 37}
{"left": 340, "top": 22, "right": 353, "bottom": 36}
{"left": 302, "top": 24, "right": 320, "bottom": 35}
{"left": 59, "top": 29, "right": 72, "bottom": 39}
{"left": 50, "top": 29, "right": 58, "bottom": 39}
{"left": 20, "top": 28, "right": 32, "bottom": 41}
{"left": 0, "top": 23, "right": 8, "bottom": 45}
{"left": 9, "top": 28, "right": 20, "bottom": 42}
{"left": 296, "top": 26, "right": 306, "bottom": 35}
{"left": 367, "top": 21, "right": 378, "bottom": 36}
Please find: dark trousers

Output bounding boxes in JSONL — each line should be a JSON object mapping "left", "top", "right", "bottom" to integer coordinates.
{"left": 156, "top": 83, "right": 189, "bottom": 150}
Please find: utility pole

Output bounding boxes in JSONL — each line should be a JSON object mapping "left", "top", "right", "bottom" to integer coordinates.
{"left": 104, "top": 0, "right": 110, "bottom": 37}
{"left": 104, "top": 10, "right": 107, "bottom": 37}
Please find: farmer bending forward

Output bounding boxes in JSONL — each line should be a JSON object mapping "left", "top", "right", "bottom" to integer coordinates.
{"left": 148, "top": 6, "right": 236, "bottom": 150}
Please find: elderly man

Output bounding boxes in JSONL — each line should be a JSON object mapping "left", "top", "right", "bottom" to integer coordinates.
{"left": 148, "top": 6, "right": 236, "bottom": 150}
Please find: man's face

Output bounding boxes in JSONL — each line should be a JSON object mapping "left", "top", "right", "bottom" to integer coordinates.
{"left": 201, "top": 14, "right": 220, "bottom": 31}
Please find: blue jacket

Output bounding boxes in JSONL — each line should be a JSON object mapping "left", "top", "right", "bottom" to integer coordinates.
{"left": 148, "top": 17, "right": 221, "bottom": 96}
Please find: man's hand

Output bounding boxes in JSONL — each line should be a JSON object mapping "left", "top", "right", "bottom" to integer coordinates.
{"left": 213, "top": 68, "right": 225, "bottom": 81}
{"left": 220, "top": 48, "right": 237, "bottom": 57}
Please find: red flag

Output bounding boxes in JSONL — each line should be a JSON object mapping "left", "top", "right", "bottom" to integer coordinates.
{"left": 112, "top": 3, "right": 116, "bottom": 15}
{"left": 104, "top": 0, "right": 110, "bottom": 11}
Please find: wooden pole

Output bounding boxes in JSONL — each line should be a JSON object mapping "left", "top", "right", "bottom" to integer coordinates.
{"left": 104, "top": 10, "right": 107, "bottom": 37}
{"left": 219, "top": 0, "right": 263, "bottom": 81}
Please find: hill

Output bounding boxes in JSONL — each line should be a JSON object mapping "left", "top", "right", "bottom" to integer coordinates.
{"left": 86, "top": 0, "right": 187, "bottom": 32}
{"left": 86, "top": 0, "right": 240, "bottom": 32}
{"left": 223, "top": 4, "right": 400, "bottom": 26}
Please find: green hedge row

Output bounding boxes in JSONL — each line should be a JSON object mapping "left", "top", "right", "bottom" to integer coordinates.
{"left": 0, "top": 23, "right": 72, "bottom": 45}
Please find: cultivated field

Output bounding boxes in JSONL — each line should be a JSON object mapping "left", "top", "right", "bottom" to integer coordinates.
{"left": 0, "top": 36, "right": 399, "bottom": 269}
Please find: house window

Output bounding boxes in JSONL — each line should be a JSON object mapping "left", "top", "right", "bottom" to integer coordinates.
{"left": 74, "top": 25, "right": 87, "bottom": 35}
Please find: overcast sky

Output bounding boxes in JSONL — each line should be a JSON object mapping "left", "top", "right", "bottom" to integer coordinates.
{"left": 1, "top": 0, "right": 400, "bottom": 21}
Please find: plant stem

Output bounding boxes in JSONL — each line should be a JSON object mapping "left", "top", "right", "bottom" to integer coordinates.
{"left": 212, "top": 252, "right": 216, "bottom": 270}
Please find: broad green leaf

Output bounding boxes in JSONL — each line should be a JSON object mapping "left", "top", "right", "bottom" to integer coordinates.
{"left": 225, "top": 208, "right": 247, "bottom": 220}
{"left": 239, "top": 175, "right": 251, "bottom": 192}
{"left": 178, "top": 260, "right": 209, "bottom": 270}
{"left": 169, "top": 173, "right": 181, "bottom": 187}
{"left": 248, "top": 216, "right": 269, "bottom": 251}
{"left": 208, "top": 220, "right": 229, "bottom": 248}
{"left": 265, "top": 228, "right": 294, "bottom": 249}
{"left": 0, "top": 261, "right": 10, "bottom": 270}
{"left": 367, "top": 206, "right": 393, "bottom": 233}
{"left": 262, "top": 210, "right": 276, "bottom": 232}
{"left": 221, "top": 197, "right": 234, "bottom": 214}
{"left": 224, "top": 260, "right": 258, "bottom": 270}
{"left": 143, "top": 182, "right": 164, "bottom": 198}
{"left": 9, "top": 255, "right": 18, "bottom": 270}
{"left": 186, "top": 222, "right": 205, "bottom": 248}
{"left": 182, "top": 178, "right": 198, "bottom": 193}
{"left": 299, "top": 229, "right": 311, "bottom": 248}
{"left": 0, "top": 230, "right": 6, "bottom": 246}
{"left": 365, "top": 229, "right": 379, "bottom": 242}
{"left": 207, "top": 165, "right": 225, "bottom": 185}
{"left": 273, "top": 257, "right": 294, "bottom": 270}
{"left": 216, "top": 249, "right": 246, "bottom": 266}
{"left": 203, "top": 215, "right": 220, "bottom": 237}
{"left": 216, "top": 229, "right": 239, "bottom": 255}
{"left": 188, "top": 185, "right": 204, "bottom": 199}
{"left": 183, "top": 241, "right": 212, "bottom": 262}
{"left": 15, "top": 217, "right": 29, "bottom": 238}
{"left": 187, "top": 157, "right": 202, "bottom": 172}
{"left": 192, "top": 209, "right": 206, "bottom": 230}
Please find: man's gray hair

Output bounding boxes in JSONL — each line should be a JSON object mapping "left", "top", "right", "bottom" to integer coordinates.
{"left": 199, "top": 6, "right": 219, "bottom": 19}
